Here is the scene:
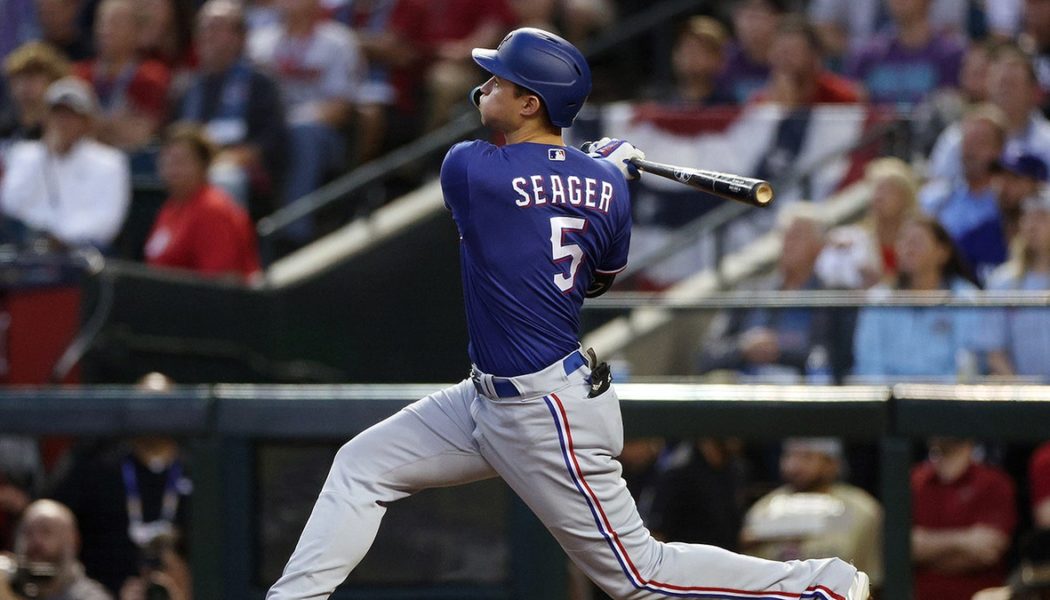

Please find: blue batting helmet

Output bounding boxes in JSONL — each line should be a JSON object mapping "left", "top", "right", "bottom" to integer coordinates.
{"left": 471, "top": 27, "right": 591, "bottom": 128}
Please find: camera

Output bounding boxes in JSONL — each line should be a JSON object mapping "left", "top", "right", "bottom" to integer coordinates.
{"left": 136, "top": 532, "right": 178, "bottom": 600}
{"left": 0, "top": 555, "right": 59, "bottom": 599}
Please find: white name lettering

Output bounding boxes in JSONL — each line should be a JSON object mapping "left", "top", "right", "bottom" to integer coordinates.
{"left": 512, "top": 177, "right": 529, "bottom": 207}
{"left": 530, "top": 174, "right": 547, "bottom": 205}
{"left": 568, "top": 176, "right": 582, "bottom": 206}
{"left": 599, "top": 181, "right": 613, "bottom": 212}
{"left": 550, "top": 175, "right": 566, "bottom": 205}
{"left": 512, "top": 174, "right": 614, "bottom": 214}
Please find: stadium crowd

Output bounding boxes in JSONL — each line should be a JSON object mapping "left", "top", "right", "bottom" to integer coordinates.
{"left": 2, "top": 0, "right": 1050, "bottom": 598}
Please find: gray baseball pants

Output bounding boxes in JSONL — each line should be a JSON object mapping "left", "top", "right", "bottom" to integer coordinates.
{"left": 267, "top": 351, "right": 859, "bottom": 599}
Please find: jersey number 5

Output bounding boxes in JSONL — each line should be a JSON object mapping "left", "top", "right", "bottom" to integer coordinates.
{"left": 550, "top": 216, "right": 586, "bottom": 292}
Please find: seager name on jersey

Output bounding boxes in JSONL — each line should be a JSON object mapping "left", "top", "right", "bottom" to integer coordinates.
{"left": 512, "top": 175, "right": 614, "bottom": 213}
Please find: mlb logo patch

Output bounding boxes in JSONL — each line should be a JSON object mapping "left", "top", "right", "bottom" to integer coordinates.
{"left": 548, "top": 148, "right": 566, "bottom": 161}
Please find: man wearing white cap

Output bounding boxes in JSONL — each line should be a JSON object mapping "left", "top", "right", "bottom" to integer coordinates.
{"left": 741, "top": 438, "right": 883, "bottom": 589}
{"left": 0, "top": 76, "right": 129, "bottom": 250}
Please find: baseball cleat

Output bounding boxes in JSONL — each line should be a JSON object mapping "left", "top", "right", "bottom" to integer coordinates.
{"left": 847, "top": 570, "right": 870, "bottom": 600}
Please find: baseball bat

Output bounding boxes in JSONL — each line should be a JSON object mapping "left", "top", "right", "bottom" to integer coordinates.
{"left": 628, "top": 158, "right": 775, "bottom": 208}
{"left": 579, "top": 142, "right": 774, "bottom": 208}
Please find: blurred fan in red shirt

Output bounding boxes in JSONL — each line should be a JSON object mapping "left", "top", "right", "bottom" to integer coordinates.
{"left": 145, "top": 123, "right": 260, "bottom": 279}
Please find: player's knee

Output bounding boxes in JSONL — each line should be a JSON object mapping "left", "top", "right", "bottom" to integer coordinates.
{"left": 328, "top": 439, "right": 378, "bottom": 488}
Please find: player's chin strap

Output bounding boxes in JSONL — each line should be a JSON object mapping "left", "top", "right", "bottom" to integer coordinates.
{"left": 586, "top": 347, "right": 612, "bottom": 398}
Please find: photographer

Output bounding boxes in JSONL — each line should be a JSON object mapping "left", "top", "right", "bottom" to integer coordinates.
{"left": 50, "top": 374, "right": 191, "bottom": 600}
{"left": 0, "top": 500, "right": 109, "bottom": 600}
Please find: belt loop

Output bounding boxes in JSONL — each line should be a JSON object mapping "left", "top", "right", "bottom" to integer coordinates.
{"left": 483, "top": 375, "right": 498, "bottom": 399}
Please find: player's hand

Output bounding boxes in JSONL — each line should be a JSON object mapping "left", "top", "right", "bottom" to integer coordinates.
{"left": 586, "top": 137, "right": 645, "bottom": 180}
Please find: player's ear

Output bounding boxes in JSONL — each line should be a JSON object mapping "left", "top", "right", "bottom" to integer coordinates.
{"left": 519, "top": 93, "right": 543, "bottom": 119}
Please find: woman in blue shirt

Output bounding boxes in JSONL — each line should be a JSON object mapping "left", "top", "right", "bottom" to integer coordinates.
{"left": 852, "top": 215, "right": 987, "bottom": 381}
{"left": 985, "top": 191, "right": 1050, "bottom": 381}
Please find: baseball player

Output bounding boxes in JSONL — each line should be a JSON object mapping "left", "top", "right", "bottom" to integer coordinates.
{"left": 267, "top": 28, "right": 870, "bottom": 600}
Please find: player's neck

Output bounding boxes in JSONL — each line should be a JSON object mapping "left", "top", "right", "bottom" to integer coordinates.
{"left": 505, "top": 126, "right": 563, "bottom": 146}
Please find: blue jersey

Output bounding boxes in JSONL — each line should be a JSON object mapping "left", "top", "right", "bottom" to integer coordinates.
{"left": 440, "top": 141, "right": 632, "bottom": 377}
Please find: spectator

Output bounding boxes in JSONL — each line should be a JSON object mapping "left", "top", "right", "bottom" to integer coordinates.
{"left": 965, "top": 150, "right": 1050, "bottom": 262}
{"left": 51, "top": 374, "right": 192, "bottom": 598}
{"left": 388, "top": 0, "right": 516, "bottom": 132}
{"left": 73, "top": 0, "right": 172, "bottom": 151}
{"left": 973, "top": 530, "right": 1050, "bottom": 600}
{"left": 985, "top": 188, "right": 1050, "bottom": 381}
{"left": 144, "top": 123, "right": 261, "bottom": 279}
{"left": 851, "top": 216, "right": 989, "bottom": 381}
{"left": 816, "top": 157, "right": 920, "bottom": 289}
{"left": 0, "top": 499, "right": 111, "bottom": 600}
{"left": 696, "top": 204, "right": 830, "bottom": 381}
{"left": 642, "top": 439, "right": 744, "bottom": 550}
{"left": 0, "top": 438, "right": 43, "bottom": 552}
{"left": 0, "top": 77, "right": 130, "bottom": 250}
{"left": 959, "top": 40, "right": 995, "bottom": 108}
{"left": 928, "top": 43, "right": 1050, "bottom": 183}
{"left": 1031, "top": 441, "right": 1050, "bottom": 528}
{"left": 741, "top": 438, "right": 882, "bottom": 587}
{"left": 808, "top": 0, "right": 975, "bottom": 71}
{"left": 921, "top": 104, "right": 1010, "bottom": 282}
{"left": 248, "top": 0, "right": 365, "bottom": 243}
{"left": 912, "top": 438, "right": 1017, "bottom": 600}
{"left": 177, "top": 0, "right": 288, "bottom": 222}
{"left": 806, "top": 0, "right": 1020, "bottom": 69}
{"left": 910, "top": 39, "right": 998, "bottom": 155}
{"left": 507, "top": 0, "right": 613, "bottom": 45}
{"left": 717, "top": 0, "right": 783, "bottom": 104}
{"left": 753, "top": 16, "right": 862, "bottom": 107}
{"left": 645, "top": 16, "right": 734, "bottom": 107}
{"left": 1, "top": 42, "right": 70, "bottom": 154}
{"left": 1025, "top": 0, "right": 1050, "bottom": 117}
{"left": 136, "top": 0, "right": 196, "bottom": 73}
{"left": 330, "top": 0, "right": 400, "bottom": 162}
{"left": 747, "top": 17, "right": 862, "bottom": 189}
{"left": 813, "top": 158, "right": 920, "bottom": 376}
{"left": 35, "top": 0, "right": 93, "bottom": 62}
{"left": 618, "top": 438, "right": 663, "bottom": 503}
{"left": 845, "top": 0, "right": 965, "bottom": 107}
